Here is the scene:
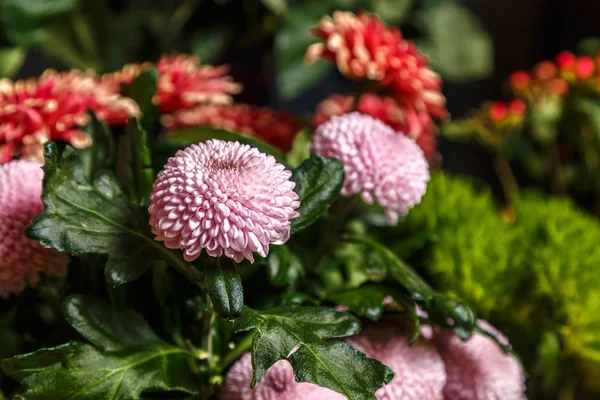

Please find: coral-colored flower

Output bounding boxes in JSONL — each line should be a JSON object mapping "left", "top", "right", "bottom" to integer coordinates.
{"left": 104, "top": 54, "right": 242, "bottom": 114}
{"left": 431, "top": 320, "right": 526, "bottom": 400}
{"left": 0, "top": 70, "right": 139, "bottom": 163}
{"left": 313, "top": 94, "right": 438, "bottom": 162}
{"left": 149, "top": 140, "right": 300, "bottom": 263}
{"left": 310, "top": 112, "right": 430, "bottom": 225}
{"left": 345, "top": 320, "right": 447, "bottom": 400}
{"left": 305, "top": 12, "right": 446, "bottom": 120}
{"left": 0, "top": 160, "right": 68, "bottom": 296}
{"left": 162, "top": 104, "right": 301, "bottom": 152}
{"left": 220, "top": 353, "right": 344, "bottom": 400}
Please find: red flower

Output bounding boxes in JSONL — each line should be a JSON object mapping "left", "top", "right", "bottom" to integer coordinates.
{"left": 161, "top": 104, "right": 301, "bottom": 152}
{"left": 104, "top": 54, "right": 242, "bottom": 114}
{"left": 0, "top": 70, "right": 139, "bottom": 163}
{"left": 306, "top": 11, "right": 447, "bottom": 120}
{"left": 313, "top": 93, "right": 438, "bottom": 162}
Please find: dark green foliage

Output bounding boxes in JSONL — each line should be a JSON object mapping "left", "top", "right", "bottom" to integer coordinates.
{"left": 1, "top": 296, "right": 201, "bottom": 399}
{"left": 233, "top": 306, "right": 394, "bottom": 399}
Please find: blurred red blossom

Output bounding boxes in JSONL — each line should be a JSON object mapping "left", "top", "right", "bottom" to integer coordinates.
{"left": 0, "top": 70, "right": 139, "bottom": 163}
{"left": 306, "top": 11, "right": 447, "bottom": 120}
{"left": 313, "top": 93, "right": 438, "bottom": 162}
{"left": 161, "top": 104, "right": 301, "bottom": 152}
{"left": 103, "top": 54, "right": 242, "bottom": 114}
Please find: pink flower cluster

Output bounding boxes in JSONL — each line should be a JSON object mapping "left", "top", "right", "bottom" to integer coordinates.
{"left": 220, "top": 319, "right": 526, "bottom": 400}
{"left": 0, "top": 160, "right": 68, "bottom": 296}
{"left": 305, "top": 11, "right": 447, "bottom": 120}
{"left": 149, "top": 140, "right": 300, "bottom": 263}
{"left": 0, "top": 70, "right": 139, "bottom": 163}
{"left": 311, "top": 112, "right": 430, "bottom": 225}
{"left": 313, "top": 93, "right": 438, "bottom": 163}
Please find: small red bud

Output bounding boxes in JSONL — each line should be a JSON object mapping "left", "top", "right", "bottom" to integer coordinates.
{"left": 556, "top": 51, "right": 576, "bottom": 70}
{"left": 509, "top": 99, "right": 527, "bottom": 116}
{"left": 534, "top": 61, "right": 557, "bottom": 81}
{"left": 489, "top": 102, "right": 509, "bottom": 123}
{"left": 576, "top": 56, "right": 595, "bottom": 79}
{"left": 509, "top": 71, "right": 531, "bottom": 91}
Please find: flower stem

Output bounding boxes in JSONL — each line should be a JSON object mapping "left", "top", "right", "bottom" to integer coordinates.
{"left": 491, "top": 150, "right": 519, "bottom": 205}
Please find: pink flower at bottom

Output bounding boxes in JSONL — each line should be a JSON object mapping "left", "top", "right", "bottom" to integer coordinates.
{"left": 0, "top": 160, "right": 68, "bottom": 296}
{"left": 220, "top": 353, "right": 344, "bottom": 400}
{"left": 345, "top": 320, "right": 446, "bottom": 400}
{"left": 431, "top": 320, "right": 526, "bottom": 400}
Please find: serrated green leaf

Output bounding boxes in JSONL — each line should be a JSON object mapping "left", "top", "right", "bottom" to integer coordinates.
{"left": 2, "top": 342, "right": 200, "bottom": 399}
{"left": 123, "top": 68, "right": 158, "bottom": 135}
{"left": 117, "top": 118, "right": 155, "bottom": 207}
{"left": 63, "top": 295, "right": 161, "bottom": 351}
{"left": 345, "top": 235, "right": 477, "bottom": 337}
{"left": 417, "top": 0, "right": 493, "bottom": 82}
{"left": 79, "top": 112, "right": 115, "bottom": 182}
{"left": 26, "top": 143, "right": 203, "bottom": 287}
{"left": 205, "top": 258, "right": 244, "bottom": 320}
{"left": 328, "top": 284, "right": 393, "bottom": 321}
{"left": 233, "top": 306, "right": 393, "bottom": 399}
{"left": 2, "top": 296, "right": 202, "bottom": 399}
{"left": 166, "top": 126, "right": 287, "bottom": 165}
{"left": 266, "top": 244, "right": 304, "bottom": 287}
{"left": 290, "top": 154, "right": 344, "bottom": 234}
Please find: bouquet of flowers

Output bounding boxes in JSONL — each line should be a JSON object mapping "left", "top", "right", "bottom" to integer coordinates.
{"left": 0, "top": 8, "right": 525, "bottom": 400}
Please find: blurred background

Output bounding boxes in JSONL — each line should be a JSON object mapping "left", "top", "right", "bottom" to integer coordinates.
{"left": 7, "top": 0, "right": 600, "bottom": 196}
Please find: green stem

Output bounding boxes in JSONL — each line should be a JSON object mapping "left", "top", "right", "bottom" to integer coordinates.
{"left": 218, "top": 332, "right": 254, "bottom": 371}
{"left": 491, "top": 150, "right": 519, "bottom": 205}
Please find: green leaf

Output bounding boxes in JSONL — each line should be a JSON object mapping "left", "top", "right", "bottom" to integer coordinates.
{"left": 417, "top": 0, "right": 493, "bottom": 82}
{"left": 205, "top": 258, "right": 244, "bottom": 320}
{"left": 166, "top": 126, "right": 287, "bottom": 165}
{"left": 266, "top": 244, "right": 304, "bottom": 287}
{"left": 344, "top": 235, "right": 477, "bottom": 337}
{"left": 275, "top": 1, "right": 334, "bottom": 100}
{"left": 117, "top": 118, "right": 154, "bottom": 207}
{"left": 286, "top": 129, "right": 311, "bottom": 168}
{"left": 1, "top": 0, "right": 77, "bottom": 47}
{"left": 79, "top": 112, "right": 116, "bottom": 182}
{"left": 192, "top": 30, "right": 230, "bottom": 64}
{"left": 234, "top": 306, "right": 393, "bottom": 399}
{"left": 63, "top": 295, "right": 161, "bottom": 351}
{"left": 123, "top": 68, "right": 158, "bottom": 135}
{"left": 328, "top": 284, "right": 393, "bottom": 321}
{"left": 0, "top": 47, "right": 26, "bottom": 77}
{"left": 26, "top": 143, "right": 203, "bottom": 287}
{"left": 2, "top": 341, "right": 201, "bottom": 399}
{"left": 290, "top": 154, "right": 344, "bottom": 234}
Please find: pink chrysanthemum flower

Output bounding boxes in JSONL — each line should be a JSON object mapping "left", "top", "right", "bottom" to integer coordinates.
{"left": 310, "top": 112, "right": 430, "bottom": 225}
{"left": 313, "top": 94, "right": 438, "bottom": 163}
{"left": 149, "top": 140, "right": 300, "bottom": 263}
{"left": 0, "top": 160, "right": 68, "bottom": 297}
{"left": 161, "top": 104, "right": 301, "bottom": 152}
{"left": 0, "top": 69, "right": 139, "bottom": 163}
{"left": 345, "top": 320, "right": 446, "bottom": 400}
{"left": 220, "top": 353, "right": 344, "bottom": 400}
{"left": 432, "top": 320, "right": 526, "bottom": 400}
{"left": 305, "top": 11, "right": 447, "bottom": 120}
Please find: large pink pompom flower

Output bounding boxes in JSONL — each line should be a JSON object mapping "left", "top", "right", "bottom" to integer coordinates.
{"left": 220, "top": 353, "right": 344, "bottom": 400}
{"left": 0, "top": 160, "right": 68, "bottom": 297}
{"left": 345, "top": 320, "right": 447, "bottom": 400}
{"left": 310, "top": 112, "right": 429, "bottom": 225}
{"left": 149, "top": 140, "right": 300, "bottom": 263}
{"left": 432, "top": 320, "right": 526, "bottom": 400}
